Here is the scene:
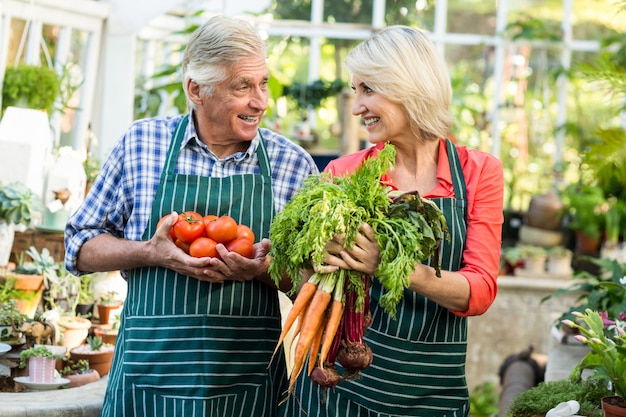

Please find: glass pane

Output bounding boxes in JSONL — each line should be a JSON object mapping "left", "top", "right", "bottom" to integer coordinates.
{"left": 325, "top": 1, "right": 372, "bottom": 24}
{"left": 572, "top": 0, "right": 622, "bottom": 41}
{"left": 385, "top": 0, "right": 436, "bottom": 30}
{"left": 7, "top": 18, "right": 28, "bottom": 66}
{"left": 447, "top": 0, "right": 497, "bottom": 35}
{"left": 57, "top": 29, "right": 91, "bottom": 149}
{"left": 446, "top": 43, "right": 493, "bottom": 152}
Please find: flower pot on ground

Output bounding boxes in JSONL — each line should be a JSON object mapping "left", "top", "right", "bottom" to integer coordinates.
{"left": 60, "top": 358, "right": 100, "bottom": 388}
{"left": 57, "top": 315, "right": 91, "bottom": 350}
{"left": 96, "top": 290, "right": 123, "bottom": 325}
{"left": 518, "top": 245, "right": 547, "bottom": 274}
{"left": 19, "top": 345, "right": 61, "bottom": 383}
{"left": 70, "top": 335, "right": 114, "bottom": 376}
{"left": 602, "top": 396, "right": 626, "bottom": 417}
{"left": 94, "top": 322, "right": 118, "bottom": 345}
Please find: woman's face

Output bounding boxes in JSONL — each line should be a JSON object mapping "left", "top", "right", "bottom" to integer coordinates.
{"left": 351, "top": 76, "right": 411, "bottom": 145}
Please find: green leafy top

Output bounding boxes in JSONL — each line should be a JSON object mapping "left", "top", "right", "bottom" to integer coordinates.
{"left": 268, "top": 143, "right": 448, "bottom": 318}
{"left": 0, "top": 182, "right": 42, "bottom": 226}
{"left": 19, "top": 345, "right": 58, "bottom": 367}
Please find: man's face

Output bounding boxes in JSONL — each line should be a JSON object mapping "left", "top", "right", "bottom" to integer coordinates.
{"left": 195, "top": 53, "right": 269, "bottom": 144}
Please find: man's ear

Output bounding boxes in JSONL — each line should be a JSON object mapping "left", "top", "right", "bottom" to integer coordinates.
{"left": 186, "top": 79, "right": 202, "bottom": 105}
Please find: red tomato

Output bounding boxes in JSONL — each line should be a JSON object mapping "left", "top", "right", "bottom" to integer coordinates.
{"left": 205, "top": 215, "right": 238, "bottom": 244}
{"left": 175, "top": 238, "right": 191, "bottom": 254}
{"left": 226, "top": 238, "right": 255, "bottom": 259}
{"left": 202, "top": 215, "right": 218, "bottom": 229}
{"left": 236, "top": 224, "right": 255, "bottom": 244}
{"left": 157, "top": 214, "right": 177, "bottom": 240}
{"left": 189, "top": 237, "right": 219, "bottom": 258}
{"left": 174, "top": 211, "right": 206, "bottom": 243}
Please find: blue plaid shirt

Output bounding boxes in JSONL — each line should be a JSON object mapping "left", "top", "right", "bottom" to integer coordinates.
{"left": 65, "top": 113, "right": 319, "bottom": 275}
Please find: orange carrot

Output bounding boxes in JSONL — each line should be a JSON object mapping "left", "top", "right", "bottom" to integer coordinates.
{"left": 289, "top": 276, "right": 334, "bottom": 393}
{"left": 307, "top": 311, "right": 328, "bottom": 376}
{"left": 318, "top": 270, "right": 346, "bottom": 367}
{"left": 271, "top": 274, "right": 320, "bottom": 362}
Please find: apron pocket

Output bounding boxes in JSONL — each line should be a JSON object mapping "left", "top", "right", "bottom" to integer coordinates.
{"left": 123, "top": 314, "right": 282, "bottom": 400}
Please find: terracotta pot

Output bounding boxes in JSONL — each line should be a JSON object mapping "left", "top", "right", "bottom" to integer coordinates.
{"left": 97, "top": 303, "right": 122, "bottom": 325}
{"left": 65, "top": 369, "right": 100, "bottom": 388}
{"left": 602, "top": 396, "right": 626, "bottom": 417}
{"left": 70, "top": 345, "right": 115, "bottom": 376}
{"left": 57, "top": 316, "right": 92, "bottom": 350}
{"left": 94, "top": 324, "right": 118, "bottom": 345}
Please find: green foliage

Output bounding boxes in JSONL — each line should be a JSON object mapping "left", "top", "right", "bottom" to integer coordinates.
{"left": 469, "top": 381, "right": 499, "bottom": 416}
{"left": 15, "top": 247, "right": 58, "bottom": 277}
{"left": 543, "top": 258, "right": 626, "bottom": 330}
{"left": 0, "top": 182, "right": 42, "bottom": 227}
{"left": 60, "top": 359, "right": 90, "bottom": 376}
{"left": 86, "top": 335, "right": 103, "bottom": 351}
{"left": 561, "top": 184, "right": 606, "bottom": 239}
{"left": 0, "top": 300, "right": 27, "bottom": 326}
{"left": 19, "top": 345, "right": 58, "bottom": 367}
{"left": 504, "top": 379, "right": 610, "bottom": 417}
{"left": 565, "top": 308, "right": 626, "bottom": 400}
{"left": 1, "top": 65, "right": 61, "bottom": 115}
{"left": 283, "top": 79, "right": 344, "bottom": 112}
{"left": 268, "top": 144, "right": 448, "bottom": 318}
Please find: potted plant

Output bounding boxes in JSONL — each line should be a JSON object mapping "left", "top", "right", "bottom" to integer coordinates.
{"left": 546, "top": 246, "right": 574, "bottom": 276}
{"left": 96, "top": 290, "right": 123, "bottom": 325}
{"left": 1, "top": 64, "right": 62, "bottom": 115}
{"left": 0, "top": 299, "right": 27, "bottom": 343}
{"left": 542, "top": 257, "right": 626, "bottom": 333}
{"left": 18, "top": 345, "right": 60, "bottom": 383}
{"left": 0, "top": 181, "right": 42, "bottom": 266}
{"left": 94, "top": 313, "right": 119, "bottom": 345}
{"left": 59, "top": 358, "right": 100, "bottom": 388}
{"left": 0, "top": 246, "right": 57, "bottom": 318}
{"left": 75, "top": 273, "right": 95, "bottom": 317}
{"left": 561, "top": 183, "right": 606, "bottom": 255}
{"left": 503, "top": 379, "right": 611, "bottom": 417}
{"left": 562, "top": 309, "right": 626, "bottom": 416}
{"left": 70, "top": 335, "right": 115, "bottom": 377}
{"left": 518, "top": 244, "right": 548, "bottom": 274}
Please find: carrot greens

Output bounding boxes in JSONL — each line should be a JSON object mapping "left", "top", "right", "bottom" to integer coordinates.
{"left": 268, "top": 143, "right": 448, "bottom": 394}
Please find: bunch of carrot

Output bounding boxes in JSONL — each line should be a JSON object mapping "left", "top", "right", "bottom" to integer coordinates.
{"left": 268, "top": 143, "right": 448, "bottom": 395}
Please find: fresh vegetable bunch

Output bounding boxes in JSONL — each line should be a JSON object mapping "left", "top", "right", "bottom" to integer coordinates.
{"left": 158, "top": 211, "right": 255, "bottom": 258}
{"left": 268, "top": 143, "right": 448, "bottom": 394}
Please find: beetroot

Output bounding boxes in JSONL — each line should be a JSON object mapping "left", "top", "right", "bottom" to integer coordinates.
{"left": 337, "top": 341, "right": 373, "bottom": 371}
{"left": 310, "top": 365, "right": 341, "bottom": 387}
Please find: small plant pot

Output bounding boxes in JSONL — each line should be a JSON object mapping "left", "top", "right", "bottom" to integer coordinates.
{"left": 522, "top": 256, "right": 547, "bottom": 274}
{"left": 65, "top": 369, "right": 100, "bottom": 388}
{"left": 70, "top": 344, "right": 115, "bottom": 376}
{"left": 57, "top": 316, "right": 92, "bottom": 350}
{"left": 602, "top": 396, "right": 626, "bottom": 417}
{"left": 28, "top": 356, "right": 56, "bottom": 383}
{"left": 94, "top": 324, "right": 118, "bottom": 345}
{"left": 75, "top": 303, "right": 94, "bottom": 317}
{"left": 97, "top": 303, "right": 122, "bottom": 325}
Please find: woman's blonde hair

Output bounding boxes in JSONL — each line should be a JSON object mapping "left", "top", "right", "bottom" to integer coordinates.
{"left": 182, "top": 15, "right": 266, "bottom": 110}
{"left": 345, "top": 25, "right": 452, "bottom": 142}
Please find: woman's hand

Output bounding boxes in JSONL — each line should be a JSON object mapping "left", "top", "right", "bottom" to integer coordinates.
{"left": 317, "top": 223, "right": 380, "bottom": 275}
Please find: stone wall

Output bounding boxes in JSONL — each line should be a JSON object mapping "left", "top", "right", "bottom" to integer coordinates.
{"left": 465, "top": 275, "right": 580, "bottom": 392}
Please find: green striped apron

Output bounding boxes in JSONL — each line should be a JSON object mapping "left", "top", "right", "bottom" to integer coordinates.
{"left": 102, "top": 115, "right": 288, "bottom": 417}
{"left": 282, "top": 139, "right": 468, "bottom": 417}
